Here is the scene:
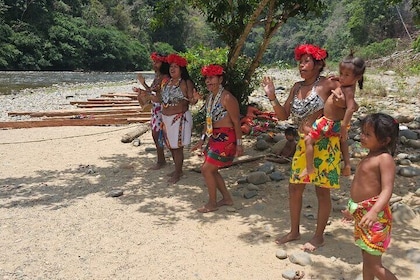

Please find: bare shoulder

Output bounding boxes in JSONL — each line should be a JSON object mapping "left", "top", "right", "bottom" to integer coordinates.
{"left": 341, "top": 86, "right": 355, "bottom": 96}
{"left": 318, "top": 76, "right": 337, "bottom": 89}
{"left": 222, "top": 89, "right": 236, "bottom": 100}
{"left": 378, "top": 152, "right": 395, "bottom": 165}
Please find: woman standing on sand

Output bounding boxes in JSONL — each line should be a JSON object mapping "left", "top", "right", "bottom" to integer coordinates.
{"left": 263, "top": 44, "right": 340, "bottom": 251}
{"left": 191, "top": 64, "right": 243, "bottom": 213}
{"left": 160, "top": 53, "right": 195, "bottom": 184}
{"left": 133, "top": 52, "right": 170, "bottom": 170}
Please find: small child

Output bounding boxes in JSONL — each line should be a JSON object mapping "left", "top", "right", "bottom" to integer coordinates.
{"left": 279, "top": 127, "right": 298, "bottom": 159}
{"left": 343, "top": 113, "right": 399, "bottom": 280}
{"left": 300, "top": 53, "right": 366, "bottom": 178}
{"left": 268, "top": 127, "right": 298, "bottom": 164}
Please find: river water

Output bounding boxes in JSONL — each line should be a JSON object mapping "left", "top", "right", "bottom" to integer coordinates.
{"left": 0, "top": 71, "right": 154, "bottom": 95}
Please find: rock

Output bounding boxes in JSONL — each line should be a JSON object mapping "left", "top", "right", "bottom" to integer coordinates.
{"left": 304, "top": 213, "right": 317, "bottom": 220}
{"left": 396, "top": 153, "right": 410, "bottom": 160}
{"left": 398, "top": 166, "right": 420, "bottom": 177}
{"left": 231, "top": 189, "right": 243, "bottom": 197}
{"left": 258, "top": 133, "right": 274, "bottom": 142}
{"left": 400, "top": 136, "right": 420, "bottom": 149}
{"left": 132, "top": 138, "right": 141, "bottom": 146}
{"left": 244, "top": 190, "right": 258, "bottom": 199}
{"left": 226, "top": 207, "right": 237, "bottom": 212}
{"left": 288, "top": 251, "right": 312, "bottom": 266}
{"left": 407, "top": 154, "right": 420, "bottom": 162}
{"left": 399, "top": 129, "right": 418, "bottom": 140}
{"left": 106, "top": 189, "right": 124, "bottom": 197}
{"left": 392, "top": 203, "right": 416, "bottom": 224}
{"left": 384, "top": 70, "right": 397, "bottom": 76}
{"left": 247, "top": 171, "right": 270, "bottom": 185}
{"left": 257, "top": 162, "right": 276, "bottom": 174}
{"left": 246, "top": 183, "right": 260, "bottom": 191}
{"left": 389, "top": 195, "right": 403, "bottom": 205}
{"left": 281, "top": 269, "right": 305, "bottom": 280}
{"left": 272, "top": 133, "right": 285, "bottom": 143}
{"left": 269, "top": 171, "right": 286, "bottom": 181}
{"left": 237, "top": 177, "right": 248, "bottom": 184}
{"left": 275, "top": 249, "right": 288, "bottom": 259}
{"left": 398, "top": 159, "right": 412, "bottom": 165}
{"left": 395, "top": 115, "right": 415, "bottom": 124}
{"left": 407, "top": 121, "right": 420, "bottom": 130}
{"left": 406, "top": 248, "right": 420, "bottom": 263}
{"left": 271, "top": 139, "right": 287, "bottom": 154}
{"left": 255, "top": 139, "right": 270, "bottom": 150}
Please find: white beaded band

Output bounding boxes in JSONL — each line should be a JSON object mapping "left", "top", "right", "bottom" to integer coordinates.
{"left": 201, "top": 134, "right": 207, "bottom": 141}
{"left": 236, "top": 139, "right": 242, "bottom": 146}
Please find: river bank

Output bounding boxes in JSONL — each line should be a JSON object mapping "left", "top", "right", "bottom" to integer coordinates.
{"left": 1, "top": 69, "right": 419, "bottom": 279}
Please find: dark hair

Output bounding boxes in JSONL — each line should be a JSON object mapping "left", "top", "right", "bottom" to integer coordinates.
{"left": 285, "top": 127, "right": 298, "bottom": 137}
{"left": 340, "top": 51, "right": 366, "bottom": 89}
{"left": 159, "top": 61, "right": 170, "bottom": 76}
{"left": 360, "top": 113, "right": 399, "bottom": 156}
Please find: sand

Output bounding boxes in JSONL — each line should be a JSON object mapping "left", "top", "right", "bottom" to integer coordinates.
{"left": 1, "top": 122, "right": 419, "bottom": 280}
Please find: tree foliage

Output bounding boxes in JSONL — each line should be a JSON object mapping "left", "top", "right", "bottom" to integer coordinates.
{"left": 0, "top": 0, "right": 417, "bottom": 73}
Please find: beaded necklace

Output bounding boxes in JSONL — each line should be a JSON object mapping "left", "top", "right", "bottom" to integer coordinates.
{"left": 205, "top": 85, "right": 224, "bottom": 136}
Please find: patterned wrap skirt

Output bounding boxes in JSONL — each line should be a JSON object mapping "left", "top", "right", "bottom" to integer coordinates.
{"left": 150, "top": 102, "right": 163, "bottom": 132}
{"left": 204, "top": 127, "right": 237, "bottom": 167}
{"left": 290, "top": 133, "right": 341, "bottom": 188}
{"left": 162, "top": 111, "right": 192, "bottom": 149}
{"left": 308, "top": 115, "right": 341, "bottom": 141}
{"left": 347, "top": 197, "right": 392, "bottom": 255}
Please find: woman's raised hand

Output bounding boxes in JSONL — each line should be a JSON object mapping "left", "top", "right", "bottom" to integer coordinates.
{"left": 262, "top": 76, "right": 276, "bottom": 100}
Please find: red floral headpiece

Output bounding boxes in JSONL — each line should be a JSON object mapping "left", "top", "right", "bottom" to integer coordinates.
{"left": 294, "top": 44, "right": 328, "bottom": 61}
{"left": 167, "top": 54, "right": 188, "bottom": 67}
{"left": 150, "top": 52, "right": 166, "bottom": 62}
{"left": 201, "top": 64, "right": 224, "bottom": 76}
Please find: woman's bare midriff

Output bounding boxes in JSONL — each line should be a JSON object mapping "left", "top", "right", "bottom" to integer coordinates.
{"left": 213, "top": 116, "right": 234, "bottom": 129}
{"left": 162, "top": 101, "right": 189, "bottom": 116}
{"left": 298, "top": 110, "right": 323, "bottom": 134}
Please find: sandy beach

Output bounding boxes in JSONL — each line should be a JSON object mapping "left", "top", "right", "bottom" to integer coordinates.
{"left": 1, "top": 71, "right": 420, "bottom": 279}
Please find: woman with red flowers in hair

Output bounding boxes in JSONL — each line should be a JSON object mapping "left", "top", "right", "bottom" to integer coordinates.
{"left": 191, "top": 64, "right": 243, "bottom": 213}
{"left": 160, "top": 53, "right": 196, "bottom": 184}
{"left": 262, "top": 44, "right": 340, "bottom": 251}
{"left": 133, "top": 52, "right": 170, "bottom": 170}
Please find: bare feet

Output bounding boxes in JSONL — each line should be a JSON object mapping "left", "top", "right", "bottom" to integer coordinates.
{"left": 197, "top": 204, "right": 218, "bottom": 213}
{"left": 275, "top": 232, "right": 301, "bottom": 245}
{"left": 341, "top": 165, "right": 351, "bottom": 176}
{"left": 302, "top": 236, "right": 325, "bottom": 252}
{"left": 216, "top": 199, "right": 233, "bottom": 207}
{"left": 299, "top": 167, "right": 314, "bottom": 179}
{"left": 167, "top": 173, "right": 182, "bottom": 184}
{"left": 167, "top": 170, "right": 183, "bottom": 177}
{"left": 148, "top": 162, "right": 166, "bottom": 170}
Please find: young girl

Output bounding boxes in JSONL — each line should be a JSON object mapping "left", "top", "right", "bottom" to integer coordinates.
{"left": 343, "top": 113, "right": 399, "bottom": 280}
{"left": 300, "top": 53, "right": 365, "bottom": 178}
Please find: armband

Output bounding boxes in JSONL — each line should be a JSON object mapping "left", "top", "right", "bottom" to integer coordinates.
{"left": 236, "top": 139, "right": 242, "bottom": 146}
{"left": 201, "top": 134, "right": 207, "bottom": 141}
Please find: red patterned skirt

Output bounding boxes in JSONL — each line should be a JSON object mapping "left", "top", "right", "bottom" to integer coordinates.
{"left": 204, "top": 127, "right": 237, "bottom": 167}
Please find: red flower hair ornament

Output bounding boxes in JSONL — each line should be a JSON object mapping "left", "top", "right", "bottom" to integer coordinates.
{"left": 150, "top": 52, "right": 166, "bottom": 62}
{"left": 167, "top": 54, "right": 188, "bottom": 67}
{"left": 294, "top": 44, "right": 328, "bottom": 61}
{"left": 201, "top": 64, "right": 224, "bottom": 77}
